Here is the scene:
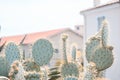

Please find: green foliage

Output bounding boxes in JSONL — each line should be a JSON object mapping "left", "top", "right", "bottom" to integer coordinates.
{"left": 32, "top": 39, "right": 53, "bottom": 66}
{"left": 0, "top": 55, "right": 8, "bottom": 77}
{"left": 22, "top": 59, "right": 40, "bottom": 72}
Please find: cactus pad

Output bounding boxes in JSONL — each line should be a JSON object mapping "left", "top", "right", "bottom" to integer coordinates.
{"left": 86, "top": 37, "right": 100, "bottom": 62}
{"left": 32, "top": 39, "right": 53, "bottom": 66}
{"left": 5, "top": 42, "right": 20, "bottom": 66}
{"left": 0, "top": 55, "right": 8, "bottom": 77}
{"left": 61, "top": 62, "right": 79, "bottom": 78}
{"left": 91, "top": 47, "right": 114, "bottom": 71}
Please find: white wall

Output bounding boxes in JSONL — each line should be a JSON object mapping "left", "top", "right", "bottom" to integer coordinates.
{"left": 48, "top": 29, "right": 83, "bottom": 67}
{"left": 82, "top": 3, "right": 120, "bottom": 80}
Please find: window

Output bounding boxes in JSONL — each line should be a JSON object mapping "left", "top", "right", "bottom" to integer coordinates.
{"left": 97, "top": 16, "right": 105, "bottom": 30}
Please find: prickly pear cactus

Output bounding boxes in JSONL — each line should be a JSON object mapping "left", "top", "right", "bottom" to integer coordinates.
{"left": 71, "top": 46, "right": 76, "bottom": 61}
{"left": 32, "top": 39, "right": 53, "bottom": 66}
{"left": 0, "top": 55, "right": 8, "bottom": 77}
{"left": 85, "top": 19, "right": 114, "bottom": 71}
{"left": 22, "top": 59, "right": 40, "bottom": 72}
{"left": 24, "top": 72, "right": 41, "bottom": 80}
{"left": 5, "top": 42, "right": 20, "bottom": 67}
{"left": 61, "top": 34, "right": 79, "bottom": 79}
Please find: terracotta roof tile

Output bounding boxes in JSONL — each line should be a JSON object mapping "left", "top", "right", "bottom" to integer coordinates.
{"left": 0, "top": 28, "right": 67, "bottom": 45}
{"left": 0, "top": 35, "right": 25, "bottom": 45}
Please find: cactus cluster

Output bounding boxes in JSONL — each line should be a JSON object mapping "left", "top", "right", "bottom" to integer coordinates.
{"left": 85, "top": 19, "right": 114, "bottom": 71}
{"left": 61, "top": 34, "right": 79, "bottom": 79}
{"left": 32, "top": 39, "right": 53, "bottom": 66}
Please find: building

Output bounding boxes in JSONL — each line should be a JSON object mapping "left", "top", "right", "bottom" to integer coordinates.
{"left": 81, "top": 0, "right": 120, "bottom": 80}
{"left": 0, "top": 28, "right": 83, "bottom": 67}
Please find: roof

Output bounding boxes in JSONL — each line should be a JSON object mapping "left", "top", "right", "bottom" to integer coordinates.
{"left": 23, "top": 28, "right": 66, "bottom": 44}
{"left": 81, "top": 0, "right": 119, "bottom": 13}
{"left": 0, "top": 28, "right": 82, "bottom": 45}
{"left": 0, "top": 35, "right": 25, "bottom": 45}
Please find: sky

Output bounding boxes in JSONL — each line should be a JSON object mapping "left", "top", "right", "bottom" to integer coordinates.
{"left": 0, "top": 0, "right": 110, "bottom": 37}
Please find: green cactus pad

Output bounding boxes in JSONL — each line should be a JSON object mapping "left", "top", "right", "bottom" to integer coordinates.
{"left": 61, "top": 62, "right": 79, "bottom": 78}
{"left": 86, "top": 37, "right": 100, "bottom": 62}
{"left": 91, "top": 47, "right": 114, "bottom": 71}
{"left": 32, "top": 39, "right": 53, "bottom": 66}
{"left": 101, "top": 19, "right": 109, "bottom": 47}
{"left": 0, "top": 55, "right": 8, "bottom": 77}
{"left": 5, "top": 42, "right": 20, "bottom": 66}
